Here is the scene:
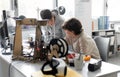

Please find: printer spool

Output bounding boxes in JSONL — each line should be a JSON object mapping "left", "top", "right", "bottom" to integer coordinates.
{"left": 48, "top": 38, "right": 68, "bottom": 57}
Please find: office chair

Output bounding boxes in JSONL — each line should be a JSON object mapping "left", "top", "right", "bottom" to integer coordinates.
{"left": 94, "top": 36, "right": 110, "bottom": 62}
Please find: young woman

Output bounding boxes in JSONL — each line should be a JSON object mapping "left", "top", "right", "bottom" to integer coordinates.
{"left": 62, "top": 18, "right": 101, "bottom": 59}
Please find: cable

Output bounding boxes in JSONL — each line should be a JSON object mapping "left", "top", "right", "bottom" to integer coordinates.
{"left": 8, "top": 61, "right": 13, "bottom": 77}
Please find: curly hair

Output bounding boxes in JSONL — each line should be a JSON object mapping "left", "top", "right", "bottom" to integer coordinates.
{"left": 62, "top": 18, "right": 82, "bottom": 35}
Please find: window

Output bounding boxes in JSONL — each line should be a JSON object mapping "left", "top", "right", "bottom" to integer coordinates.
{"left": 91, "top": 0, "right": 104, "bottom": 19}
{"left": 18, "top": 0, "right": 54, "bottom": 19}
{"left": 107, "top": 0, "right": 120, "bottom": 21}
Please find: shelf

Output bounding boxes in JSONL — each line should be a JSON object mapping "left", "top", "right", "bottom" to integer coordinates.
{"left": 92, "top": 30, "right": 115, "bottom": 38}
{"left": 92, "top": 29, "right": 117, "bottom": 54}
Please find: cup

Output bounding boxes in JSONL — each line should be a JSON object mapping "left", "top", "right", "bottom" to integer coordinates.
{"left": 74, "top": 55, "right": 83, "bottom": 70}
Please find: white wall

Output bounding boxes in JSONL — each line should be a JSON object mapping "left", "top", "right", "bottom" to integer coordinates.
{"left": 58, "top": 0, "right": 75, "bottom": 20}
{"left": 75, "top": 0, "right": 92, "bottom": 36}
{"left": 18, "top": 0, "right": 54, "bottom": 19}
{"left": 58, "top": 0, "right": 92, "bottom": 36}
{"left": 0, "top": 0, "right": 11, "bottom": 21}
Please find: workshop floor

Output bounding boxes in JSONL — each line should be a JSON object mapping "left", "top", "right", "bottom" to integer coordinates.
{"left": 108, "top": 52, "right": 120, "bottom": 77}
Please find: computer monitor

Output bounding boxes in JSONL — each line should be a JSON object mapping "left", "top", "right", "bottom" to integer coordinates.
{"left": 0, "top": 10, "right": 11, "bottom": 55}
{"left": 0, "top": 10, "right": 9, "bottom": 38}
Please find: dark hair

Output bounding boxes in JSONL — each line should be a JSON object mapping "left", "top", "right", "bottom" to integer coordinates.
{"left": 40, "top": 9, "right": 52, "bottom": 19}
{"left": 62, "top": 18, "right": 82, "bottom": 35}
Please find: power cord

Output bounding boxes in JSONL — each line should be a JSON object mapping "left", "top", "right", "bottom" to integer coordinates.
{"left": 8, "top": 61, "right": 13, "bottom": 77}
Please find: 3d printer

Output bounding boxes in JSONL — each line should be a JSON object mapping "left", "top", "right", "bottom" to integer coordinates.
{"left": 12, "top": 18, "right": 68, "bottom": 62}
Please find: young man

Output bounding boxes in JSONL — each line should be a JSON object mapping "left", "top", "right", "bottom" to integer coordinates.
{"left": 62, "top": 18, "right": 101, "bottom": 59}
{"left": 40, "top": 9, "right": 65, "bottom": 43}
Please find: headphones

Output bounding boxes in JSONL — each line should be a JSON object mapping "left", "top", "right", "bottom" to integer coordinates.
{"left": 41, "top": 58, "right": 67, "bottom": 76}
{"left": 41, "top": 58, "right": 59, "bottom": 75}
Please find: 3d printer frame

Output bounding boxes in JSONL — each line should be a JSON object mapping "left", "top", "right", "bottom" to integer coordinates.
{"left": 12, "top": 18, "right": 47, "bottom": 60}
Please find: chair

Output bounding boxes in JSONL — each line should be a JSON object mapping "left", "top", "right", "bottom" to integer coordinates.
{"left": 94, "top": 36, "right": 110, "bottom": 62}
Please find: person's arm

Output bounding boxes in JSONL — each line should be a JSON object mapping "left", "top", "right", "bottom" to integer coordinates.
{"left": 59, "top": 17, "right": 65, "bottom": 38}
{"left": 54, "top": 15, "right": 65, "bottom": 38}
